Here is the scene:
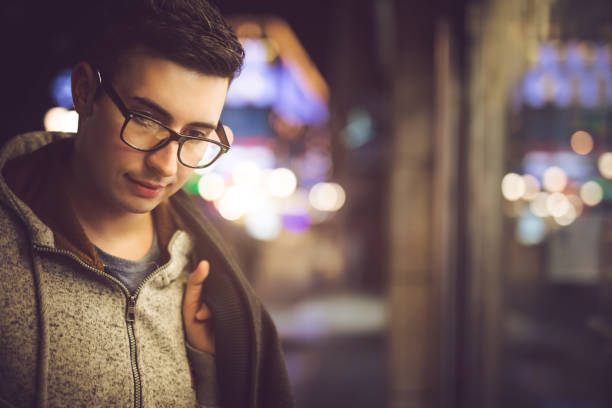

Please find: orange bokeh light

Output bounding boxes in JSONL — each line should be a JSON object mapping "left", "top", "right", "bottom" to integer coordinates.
{"left": 570, "top": 130, "right": 594, "bottom": 155}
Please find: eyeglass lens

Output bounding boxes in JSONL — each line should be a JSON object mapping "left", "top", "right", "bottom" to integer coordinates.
{"left": 122, "top": 115, "right": 222, "bottom": 168}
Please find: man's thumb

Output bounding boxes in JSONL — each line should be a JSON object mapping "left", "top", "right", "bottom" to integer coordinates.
{"left": 184, "top": 261, "right": 209, "bottom": 311}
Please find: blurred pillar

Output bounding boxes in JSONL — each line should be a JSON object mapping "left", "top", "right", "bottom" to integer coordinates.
{"left": 383, "top": 1, "right": 438, "bottom": 407}
{"left": 460, "top": 1, "right": 554, "bottom": 407}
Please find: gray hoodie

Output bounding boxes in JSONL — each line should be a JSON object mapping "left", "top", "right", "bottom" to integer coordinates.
{"left": 0, "top": 132, "right": 294, "bottom": 408}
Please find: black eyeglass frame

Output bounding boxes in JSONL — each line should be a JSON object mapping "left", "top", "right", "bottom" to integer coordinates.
{"left": 94, "top": 67, "right": 230, "bottom": 169}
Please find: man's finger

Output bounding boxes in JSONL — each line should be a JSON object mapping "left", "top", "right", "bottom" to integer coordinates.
{"left": 195, "top": 303, "right": 212, "bottom": 321}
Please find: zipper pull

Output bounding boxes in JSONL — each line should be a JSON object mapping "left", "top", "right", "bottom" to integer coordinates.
{"left": 126, "top": 297, "right": 136, "bottom": 322}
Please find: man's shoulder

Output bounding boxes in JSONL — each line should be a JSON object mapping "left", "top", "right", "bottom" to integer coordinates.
{"left": 0, "top": 199, "right": 29, "bottom": 249}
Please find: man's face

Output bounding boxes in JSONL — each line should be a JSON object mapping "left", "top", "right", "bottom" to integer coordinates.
{"left": 74, "top": 52, "right": 229, "bottom": 215}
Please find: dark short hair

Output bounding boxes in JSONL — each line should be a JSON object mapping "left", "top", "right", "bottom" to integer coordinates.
{"left": 84, "top": 0, "right": 244, "bottom": 80}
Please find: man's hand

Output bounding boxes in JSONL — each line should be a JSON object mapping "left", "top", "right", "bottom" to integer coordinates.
{"left": 183, "top": 261, "right": 215, "bottom": 354}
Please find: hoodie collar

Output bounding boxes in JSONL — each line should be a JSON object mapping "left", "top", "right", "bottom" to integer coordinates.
{"left": 1, "top": 132, "right": 175, "bottom": 270}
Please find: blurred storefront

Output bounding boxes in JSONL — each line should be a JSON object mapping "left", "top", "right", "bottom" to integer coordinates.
{"left": 445, "top": 0, "right": 612, "bottom": 407}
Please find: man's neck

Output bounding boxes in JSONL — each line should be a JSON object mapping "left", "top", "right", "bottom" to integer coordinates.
{"left": 75, "top": 205, "right": 155, "bottom": 261}
{"left": 67, "top": 160, "right": 156, "bottom": 261}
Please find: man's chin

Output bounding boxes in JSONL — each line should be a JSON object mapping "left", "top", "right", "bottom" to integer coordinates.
{"left": 116, "top": 196, "right": 163, "bottom": 215}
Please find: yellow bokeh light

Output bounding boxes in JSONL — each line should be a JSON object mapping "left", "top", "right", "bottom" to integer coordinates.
{"left": 543, "top": 166, "right": 567, "bottom": 192}
{"left": 598, "top": 152, "right": 612, "bottom": 179}
{"left": 198, "top": 173, "right": 226, "bottom": 201}
{"left": 501, "top": 173, "right": 525, "bottom": 201}
{"left": 570, "top": 130, "right": 594, "bottom": 155}
{"left": 580, "top": 181, "right": 603, "bottom": 207}
{"left": 522, "top": 174, "right": 541, "bottom": 200}
{"left": 266, "top": 168, "right": 297, "bottom": 198}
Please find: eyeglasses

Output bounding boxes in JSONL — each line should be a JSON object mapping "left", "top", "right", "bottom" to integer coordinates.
{"left": 94, "top": 68, "right": 230, "bottom": 169}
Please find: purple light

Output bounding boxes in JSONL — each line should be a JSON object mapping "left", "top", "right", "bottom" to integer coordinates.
{"left": 50, "top": 69, "right": 73, "bottom": 109}
{"left": 566, "top": 43, "right": 586, "bottom": 72}
{"left": 523, "top": 70, "right": 546, "bottom": 108}
{"left": 576, "top": 72, "right": 599, "bottom": 107}
{"left": 225, "top": 39, "right": 328, "bottom": 126}
{"left": 274, "top": 62, "right": 328, "bottom": 125}
{"left": 282, "top": 210, "right": 311, "bottom": 233}
{"left": 537, "top": 42, "right": 558, "bottom": 70}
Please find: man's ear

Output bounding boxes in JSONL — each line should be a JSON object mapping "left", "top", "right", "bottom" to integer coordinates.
{"left": 71, "top": 62, "right": 98, "bottom": 117}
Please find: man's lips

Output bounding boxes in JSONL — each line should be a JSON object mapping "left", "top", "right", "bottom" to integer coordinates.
{"left": 125, "top": 174, "right": 168, "bottom": 192}
{"left": 125, "top": 174, "right": 168, "bottom": 197}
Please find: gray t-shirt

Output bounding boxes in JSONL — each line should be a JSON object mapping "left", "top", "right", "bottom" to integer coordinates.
{"left": 96, "top": 233, "right": 162, "bottom": 294}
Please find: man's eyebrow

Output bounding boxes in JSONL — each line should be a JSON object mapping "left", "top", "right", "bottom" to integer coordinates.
{"left": 130, "top": 96, "right": 217, "bottom": 130}
{"left": 131, "top": 96, "right": 172, "bottom": 121}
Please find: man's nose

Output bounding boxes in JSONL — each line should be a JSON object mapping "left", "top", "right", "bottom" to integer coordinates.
{"left": 146, "top": 141, "right": 180, "bottom": 177}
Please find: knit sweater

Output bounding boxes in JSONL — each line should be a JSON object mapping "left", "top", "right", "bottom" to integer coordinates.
{"left": 0, "top": 131, "right": 294, "bottom": 408}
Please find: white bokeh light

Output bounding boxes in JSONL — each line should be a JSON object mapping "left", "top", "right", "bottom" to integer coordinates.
{"left": 501, "top": 173, "right": 526, "bottom": 201}
{"left": 580, "top": 181, "right": 604, "bottom": 207}
{"left": 543, "top": 166, "right": 567, "bottom": 192}
{"left": 598, "top": 152, "right": 612, "bottom": 179}
{"left": 44, "top": 107, "right": 79, "bottom": 133}
{"left": 245, "top": 209, "right": 282, "bottom": 241}
{"left": 567, "top": 194, "right": 584, "bottom": 217}
{"left": 266, "top": 168, "right": 298, "bottom": 198}
{"left": 309, "top": 182, "right": 346, "bottom": 212}
{"left": 216, "top": 185, "right": 251, "bottom": 221}
{"left": 554, "top": 202, "right": 577, "bottom": 226}
{"left": 197, "top": 173, "right": 226, "bottom": 201}
{"left": 522, "top": 174, "right": 541, "bottom": 200}
{"left": 232, "top": 160, "right": 262, "bottom": 186}
{"left": 546, "top": 193, "right": 570, "bottom": 217}
{"left": 529, "top": 192, "right": 550, "bottom": 217}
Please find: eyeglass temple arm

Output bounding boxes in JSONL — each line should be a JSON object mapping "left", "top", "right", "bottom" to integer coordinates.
{"left": 94, "top": 67, "right": 131, "bottom": 117}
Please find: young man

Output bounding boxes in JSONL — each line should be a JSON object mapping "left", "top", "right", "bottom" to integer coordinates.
{"left": 0, "top": 1, "right": 293, "bottom": 407}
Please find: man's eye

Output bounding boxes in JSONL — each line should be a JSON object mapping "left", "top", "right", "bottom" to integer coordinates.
{"left": 133, "top": 116, "right": 157, "bottom": 128}
{"left": 183, "top": 129, "right": 208, "bottom": 138}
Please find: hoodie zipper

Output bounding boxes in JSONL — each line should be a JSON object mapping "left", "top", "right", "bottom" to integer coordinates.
{"left": 34, "top": 244, "right": 171, "bottom": 408}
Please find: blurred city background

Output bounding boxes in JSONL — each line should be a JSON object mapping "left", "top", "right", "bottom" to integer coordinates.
{"left": 1, "top": 0, "right": 612, "bottom": 407}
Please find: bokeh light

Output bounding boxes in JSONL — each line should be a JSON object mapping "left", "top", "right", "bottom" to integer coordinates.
{"left": 517, "top": 210, "right": 547, "bottom": 245}
{"left": 309, "top": 182, "right": 346, "bottom": 212}
{"left": 245, "top": 209, "right": 282, "bottom": 240}
{"left": 580, "top": 181, "right": 603, "bottom": 206}
{"left": 501, "top": 173, "right": 526, "bottom": 201}
{"left": 44, "top": 107, "right": 79, "bottom": 133}
{"left": 522, "top": 174, "right": 541, "bottom": 200}
{"left": 542, "top": 166, "right": 567, "bottom": 192}
{"left": 232, "top": 160, "right": 262, "bottom": 186}
{"left": 546, "top": 193, "right": 570, "bottom": 217}
{"left": 567, "top": 194, "right": 584, "bottom": 217}
{"left": 197, "top": 173, "right": 226, "bottom": 201}
{"left": 529, "top": 192, "right": 550, "bottom": 217}
{"left": 282, "top": 208, "right": 311, "bottom": 233}
{"left": 50, "top": 69, "right": 73, "bottom": 109}
{"left": 570, "top": 130, "right": 594, "bottom": 155}
{"left": 597, "top": 152, "right": 612, "bottom": 179}
{"left": 266, "top": 168, "right": 298, "bottom": 198}
{"left": 554, "top": 202, "right": 577, "bottom": 226}
{"left": 216, "top": 185, "right": 251, "bottom": 221}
